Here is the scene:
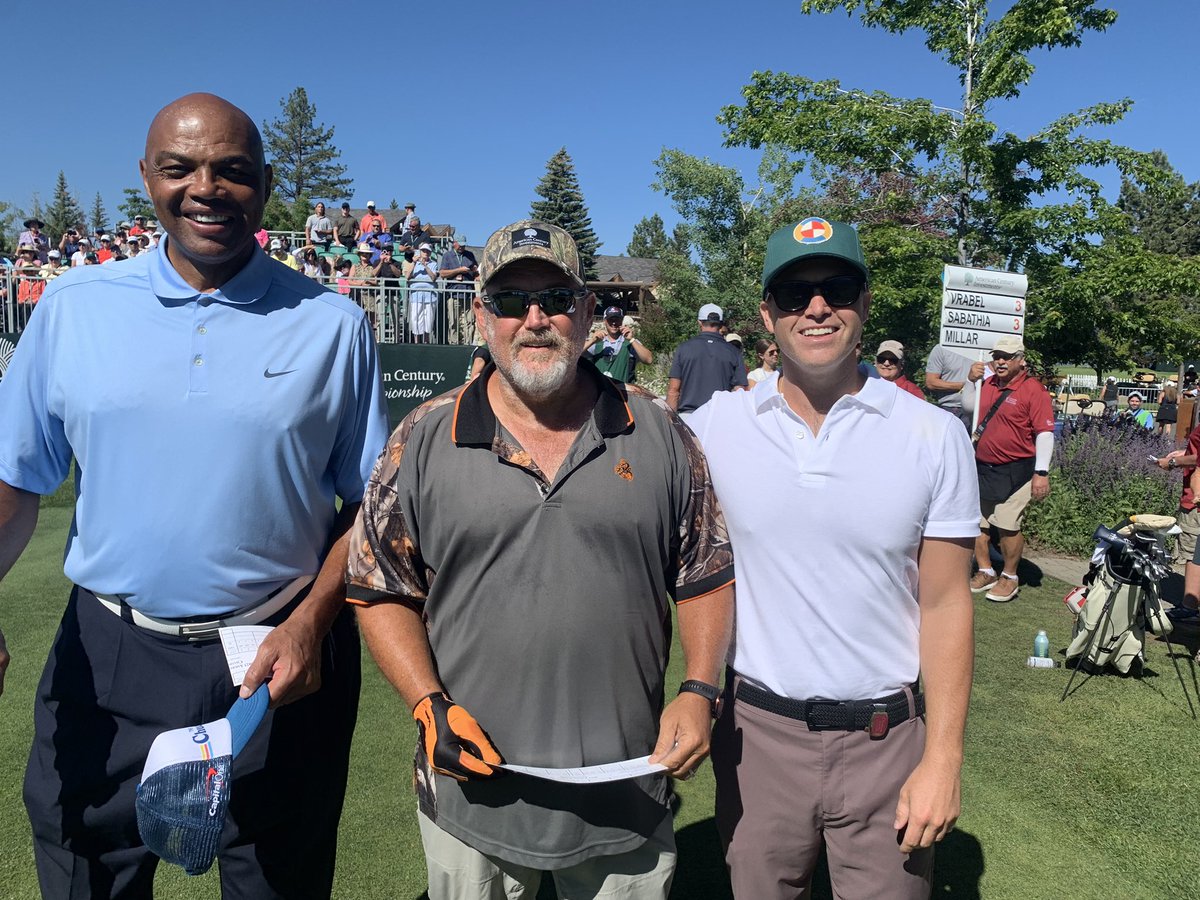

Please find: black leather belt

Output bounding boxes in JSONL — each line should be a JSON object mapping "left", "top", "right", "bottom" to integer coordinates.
{"left": 735, "top": 680, "right": 924, "bottom": 739}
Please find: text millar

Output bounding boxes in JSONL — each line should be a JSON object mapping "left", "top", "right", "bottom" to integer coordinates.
{"left": 938, "top": 328, "right": 1012, "bottom": 351}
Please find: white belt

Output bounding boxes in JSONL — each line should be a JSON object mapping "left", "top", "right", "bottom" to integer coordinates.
{"left": 92, "top": 575, "right": 315, "bottom": 640}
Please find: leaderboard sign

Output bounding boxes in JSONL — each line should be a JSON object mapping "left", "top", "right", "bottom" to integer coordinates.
{"left": 939, "top": 265, "right": 1028, "bottom": 355}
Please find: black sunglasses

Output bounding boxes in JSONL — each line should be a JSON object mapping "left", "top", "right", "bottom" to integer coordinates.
{"left": 767, "top": 275, "right": 866, "bottom": 313}
{"left": 875, "top": 355, "right": 900, "bottom": 365}
{"left": 485, "top": 288, "right": 586, "bottom": 318}
{"left": 991, "top": 352, "right": 1018, "bottom": 361}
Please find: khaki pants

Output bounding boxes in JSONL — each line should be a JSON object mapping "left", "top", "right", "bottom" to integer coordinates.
{"left": 418, "top": 812, "right": 676, "bottom": 900}
{"left": 713, "top": 685, "right": 932, "bottom": 899}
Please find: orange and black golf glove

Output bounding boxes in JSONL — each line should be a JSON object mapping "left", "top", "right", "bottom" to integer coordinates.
{"left": 412, "top": 692, "right": 503, "bottom": 782}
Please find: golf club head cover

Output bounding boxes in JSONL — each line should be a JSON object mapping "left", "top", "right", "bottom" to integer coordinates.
{"left": 413, "top": 692, "right": 502, "bottom": 781}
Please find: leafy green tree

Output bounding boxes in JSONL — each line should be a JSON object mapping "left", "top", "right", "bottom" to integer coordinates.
{"left": 0, "top": 199, "right": 17, "bottom": 254}
{"left": 263, "top": 87, "right": 353, "bottom": 203}
{"left": 1118, "top": 150, "right": 1200, "bottom": 258}
{"left": 530, "top": 148, "right": 601, "bottom": 279}
{"left": 626, "top": 214, "right": 674, "bottom": 258}
{"left": 261, "top": 192, "right": 312, "bottom": 234}
{"left": 719, "top": 1, "right": 1156, "bottom": 270}
{"left": 118, "top": 187, "right": 155, "bottom": 223}
{"left": 89, "top": 192, "right": 109, "bottom": 235}
{"left": 43, "top": 171, "right": 87, "bottom": 240}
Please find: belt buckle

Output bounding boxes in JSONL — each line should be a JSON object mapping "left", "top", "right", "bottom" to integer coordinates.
{"left": 178, "top": 620, "right": 222, "bottom": 641}
{"left": 803, "top": 698, "right": 846, "bottom": 730}
{"left": 867, "top": 703, "right": 889, "bottom": 740}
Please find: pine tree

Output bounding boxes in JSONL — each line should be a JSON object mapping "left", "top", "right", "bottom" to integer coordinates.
{"left": 43, "top": 171, "right": 87, "bottom": 240}
{"left": 118, "top": 188, "right": 155, "bottom": 223}
{"left": 626, "top": 213, "right": 672, "bottom": 258}
{"left": 530, "top": 148, "right": 600, "bottom": 279}
{"left": 1118, "top": 150, "right": 1200, "bottom": 258}
{"left": 89, "top": 192, "right": 109, "bottom": 235}
{"left": 263, "top": 87, "right": 353, "bottom": 203}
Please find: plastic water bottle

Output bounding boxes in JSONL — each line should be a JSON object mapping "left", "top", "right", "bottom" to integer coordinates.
{"left": 1034, "top": 630, "right": 1050, "bottom": 659}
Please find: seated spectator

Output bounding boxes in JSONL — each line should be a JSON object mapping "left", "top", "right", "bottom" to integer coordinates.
{"left": 373, "top": 245, "right": 404, "bottom": 281}
{"left": 747, "top": 339, "right": 779, "bottom": 386}
{"left": 69, "top": 238, "right": 91, "bottom": 267}
{"left": 874, "top": 340, "right": 925, "bottom": 399}
{"left": 1123, "top": 392, "right": 1154, "bottom": 429}
{"left": 333, "top": 256, "right": 354, "bottom": 294}
{"left": 15, "top": 246, "right": 46, "bottom": 314}
{"left": 407, "top": 243, "right": 439, "bottom": 343}
{"left": 58, "top": 227, "right": 83, "bottom": 259}
{"left": 270, "top": 238, "right": 301, "bottom": 270}
{"left": 335, "top": 202, "right": 358, "bottom": 249}
{"left": 301, "top": 247, "right": 329, "bottom": 279}
{"left": 305, "top": 201, "right": 334, "bottom": 250}
{"left": 129, "top": 215, "right": 148, "bottom": 236}
{"left": 400, "top": 248, "right": 415, "bottom": 279}
{"left": 17, "top": 219, "right": 50, "bottom": 262}
{"left": 364, "top": 221, "right": 393, "bottom": 263}
{"left": 358, "top": 201, "right": 387, "bottom": 237}
{"left": 41, "top": 250, "right": 68, "bottom": 280}
{"left": 96, "top": 234, "right": 115, "bottom": 263}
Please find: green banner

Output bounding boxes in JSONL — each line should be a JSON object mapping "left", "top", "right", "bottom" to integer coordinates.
{"left": 0, "top": 332, "right": 20, "bottom": 384}
{"left": 378, "top": 343, "right": 474, "bottom": 427}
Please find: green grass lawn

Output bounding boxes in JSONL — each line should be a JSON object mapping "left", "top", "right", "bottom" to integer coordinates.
{"left": 3, "top": 508, "right": 1199, "bottom": 899}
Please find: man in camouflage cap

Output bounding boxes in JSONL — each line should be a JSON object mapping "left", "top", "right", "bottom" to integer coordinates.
{"left": 348, "top": 219, "right": 735, "bottom": 898}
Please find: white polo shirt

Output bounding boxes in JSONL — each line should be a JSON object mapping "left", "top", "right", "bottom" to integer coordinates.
{"left": 688, "top": 371, "right": 980, "bottom": 700}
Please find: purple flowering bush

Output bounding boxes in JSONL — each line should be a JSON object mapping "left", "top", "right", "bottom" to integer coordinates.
{"left": 1023, "top": 422, "right": 1179, "bottom": 556}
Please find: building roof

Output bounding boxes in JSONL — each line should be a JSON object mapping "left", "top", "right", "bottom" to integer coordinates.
{"left": 594, "top": 255, "right": 660, "bottom": 284}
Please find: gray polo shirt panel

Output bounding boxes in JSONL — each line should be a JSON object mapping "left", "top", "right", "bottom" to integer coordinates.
{"left": 670, "top": 332, "right": 749, "bottom": 413}
{"left": 347, "top": 360, "right": 735, "bottom": 868}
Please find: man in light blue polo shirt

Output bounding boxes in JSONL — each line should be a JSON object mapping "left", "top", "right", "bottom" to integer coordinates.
{"left": 0, "top": 93, "right": 388, "bottom": 899}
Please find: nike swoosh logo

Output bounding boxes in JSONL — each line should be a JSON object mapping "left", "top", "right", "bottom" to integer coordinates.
{"left": 264, "top": 368, "right": 297, "bottom": 378}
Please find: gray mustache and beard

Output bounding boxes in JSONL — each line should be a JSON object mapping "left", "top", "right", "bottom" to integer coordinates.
{"left": 485, "top": 318, "right": 584, "bottom": 399}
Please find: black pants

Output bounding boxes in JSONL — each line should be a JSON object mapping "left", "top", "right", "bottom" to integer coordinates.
{"left": 24, "top": 587, "right": 361, "bottom": 899}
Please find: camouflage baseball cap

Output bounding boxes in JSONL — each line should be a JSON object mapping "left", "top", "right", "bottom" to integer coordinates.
{"left": 479, "top": 220, "right": 584, "bottom": 287}
{"left": 761, "top": 217, "right": 869, "bottom": 292}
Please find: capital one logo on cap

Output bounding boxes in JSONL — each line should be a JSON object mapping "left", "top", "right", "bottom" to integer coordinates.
{"left": 512, "top": 227, "right": 551, "bottom": 250}
{"left": 794, "top": 217, "right": 833, "bottom": 244}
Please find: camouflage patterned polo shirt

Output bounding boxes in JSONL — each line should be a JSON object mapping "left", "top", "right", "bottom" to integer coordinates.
{"left": 347, "top": 357, "right": 734, "bottom": 868}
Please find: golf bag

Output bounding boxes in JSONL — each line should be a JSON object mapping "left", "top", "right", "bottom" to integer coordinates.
{"left": 1065, "top": 516, "right": 1175, "bottom": 674}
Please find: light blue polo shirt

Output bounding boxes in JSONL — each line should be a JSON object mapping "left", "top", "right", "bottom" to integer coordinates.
{"left": 0, "top": 239, "right": 388, "bottom": 617}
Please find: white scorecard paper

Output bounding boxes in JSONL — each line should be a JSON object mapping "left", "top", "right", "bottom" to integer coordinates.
{"left": 219, "top": 625, "right": 275, "bottom": 686}
{"left": 500, "top": 755, "right": 667, "bottom": 784}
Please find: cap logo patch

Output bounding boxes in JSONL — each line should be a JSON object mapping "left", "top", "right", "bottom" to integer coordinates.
{"left": 794, "top": 217, "right": 833, "bottom": 244}
{"left": 513, "top": 227, "right": 551, "bottom": 250}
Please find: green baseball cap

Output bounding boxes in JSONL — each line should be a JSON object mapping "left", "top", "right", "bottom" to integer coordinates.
{"left": 479, "top": 220, "right": 584, "bottom": 287}
{"left": 761, "top": 217, "right": 869, "bottom": 292}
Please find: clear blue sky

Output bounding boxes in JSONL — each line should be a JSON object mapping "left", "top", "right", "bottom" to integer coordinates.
{"left": 2, "top": 0, "right": 1193, "bottom": 253}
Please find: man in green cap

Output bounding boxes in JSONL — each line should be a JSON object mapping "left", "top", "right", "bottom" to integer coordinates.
{"left": 687, "top": 216, "right": 978, "bottom": 898}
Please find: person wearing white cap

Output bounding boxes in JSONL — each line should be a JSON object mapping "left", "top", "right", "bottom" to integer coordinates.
{"left": 358, "top": 200, "right": 388, "bottom": 238}
{"left": 269, "top": 237, "right": 300, "bottom": 271}
{"left": 70, "top": 238, "right": 91, "bottom": 268}
{"left": 41, "top": 250, "right": 68, "bottom": 280}
{"left": 666, "top": 303, "right": 748, "bottom": 419}
{"left": 407, "top": 242, "right": 440, "bottom": 341}
{"left": 963, "top": 335, "right": 1055, "bottom": 602}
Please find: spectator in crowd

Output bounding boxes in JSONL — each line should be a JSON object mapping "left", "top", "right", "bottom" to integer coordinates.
{"left": 407, "top": 242, "right": 439, "bottom": 343}
{"left": 69, "top": 238, "right": 91, "bottom": 267}
{"left": 925, "top": 343, "right": 976, "bottom": 429}
{"left": 667, "top": 303, "right": 748, "bottom": 419}
{"left": 1101, "top": 375, "right": 1119, "bottom": 410}
{"left": 396, "top": 216, "right": 430, "bottom": 254}
{"left": 301, "top": 246, "right": 329, "bottom": 280}
{"left": 1156, "top": 382, "right": 1179, "bottom": 438}
{"left": 15, "top": 246, "right": 46, "bottom": 317}
{"left": 333, "top": 256, "right": 354, "bottom": 294}
{"left": 305, "top": 201, "right": 334, "bottom": 250}
{"left": 400, "top": 248, "right": 416, "bottom": 279}
{"left": 358, "top": 201, "right": 387, "bottom": 237}
{"left": 17, "top": 219, "right": 50, "bottom": 262}
{"left": 690, "top": 216, "right": 975, "bottom": 899}
{"left": 964, "top": 335, "right": 1054, "bottom": 603}
{"left": 57, "top": 227, "right": 83, "bottom": 259}
{"left": 348, "top": 218, "right": 733, "bottom": 899}
{"left": 335, "top": 201, "right": 358, "bottom": 250}
{"left": 363, "top": 220, "right": 393, "bottom": 264}
{"left": 1156, "top": 430, "right": 1200, "bottom": 619}
{"left": 584, "top": 305, "right": 652, "bottom": 383}
{"left": 746, "top": 338, "right": 779, "bottom": 386}
{"left": 467, "top": 343, "right": 491, "bottom": 381}
{"left": 439, "top": 233, "right": 478, "bottom": 342}
{"left": 129, "top": 215, "right": 148, "bottom": 236}
{"left": 725, "top": 332, "right": 744, "bottom": 352}
{"left": 1122, "top": 392, "right": 1154, "bottom": 429}
{"left": 40, "top": 250, "right": 68, "bottom": 280}
{"left": 270, "top": 238, "right": 300, "bottom": 270}
{"left": 876, "top": 340, "right": 925, "bottom": 399}
{"left": 91, "top": 225, "right": 107, "bottom": 246}
{"left": 373, "top": 244, "right": 405, "bottom": 281}
{"left": 1185, "top": 365, "right": 1199, "bottom": 396}
{"left": 96, "top": 234, "right": 115, "bottom": 263}
{"left": 392, "top": 201, "right": 418, "bottom": 235}
{"left": 349, "top": 244, "right": 378, "bottom": 324}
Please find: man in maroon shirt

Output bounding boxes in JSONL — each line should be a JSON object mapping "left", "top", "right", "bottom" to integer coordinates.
{"left": 964, "top": 336, "right": 1055, "bottom": 602}
{"left": 1156, "top": 427, "right": 1200, "bottom": 619}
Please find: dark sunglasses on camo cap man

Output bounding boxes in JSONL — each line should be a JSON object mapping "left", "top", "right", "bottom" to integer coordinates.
{"left": 484, "top": 287, "right": 589, "bottom": 319}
